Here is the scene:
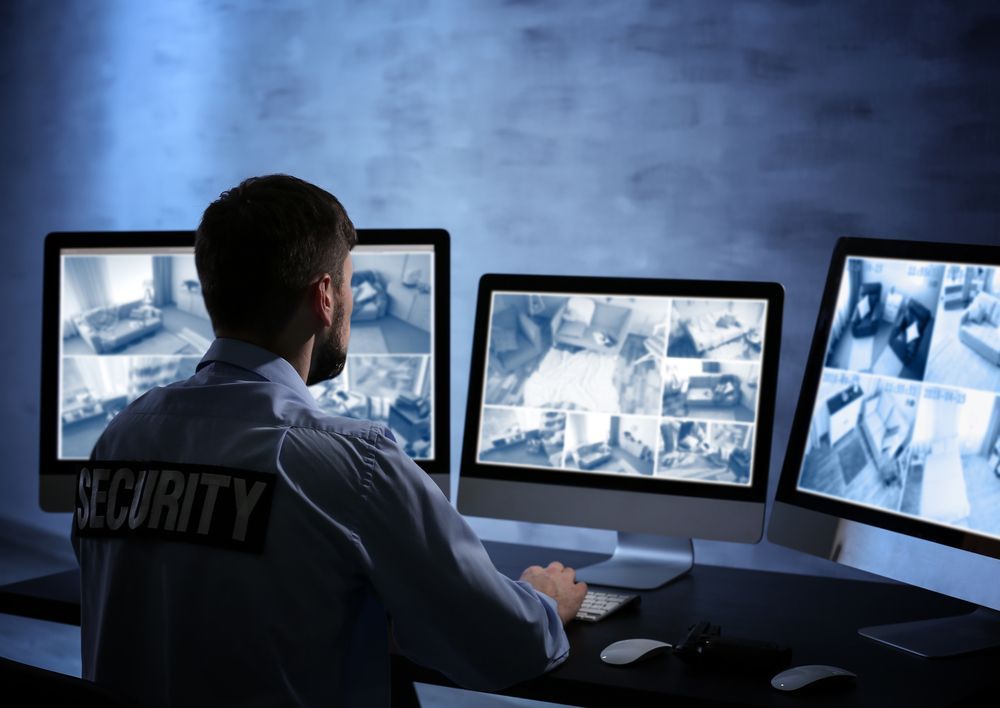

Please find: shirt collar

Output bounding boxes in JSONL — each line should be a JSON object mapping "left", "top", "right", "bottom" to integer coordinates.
{"left": 197, "top": 338, "right": 319, "bottom": 407}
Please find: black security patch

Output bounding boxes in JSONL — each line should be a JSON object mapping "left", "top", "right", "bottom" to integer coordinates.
{"left": 75, "top": 461, "right": 275, "bottom": 553}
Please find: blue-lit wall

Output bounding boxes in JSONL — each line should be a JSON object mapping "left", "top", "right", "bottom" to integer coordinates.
{"left": 2, "top": 1, "right": 998, "bottom": 575}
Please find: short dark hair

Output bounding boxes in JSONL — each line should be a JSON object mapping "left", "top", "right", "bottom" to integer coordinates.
{"left": 195, "top": 174, "right": 357, "bottom": 337}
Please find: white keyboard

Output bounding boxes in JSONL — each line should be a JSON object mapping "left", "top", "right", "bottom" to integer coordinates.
{"left": 575, "top": 589, "right": 639, "bottom": 622}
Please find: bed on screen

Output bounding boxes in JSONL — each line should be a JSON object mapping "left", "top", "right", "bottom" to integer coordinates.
{"left": 919, "top": 438, "right": 971, "bottom": 525}
{"left": 522, "top": 348, "right": 620, "bottom": 411}
{"left": 684, "top": 312, "right": 751, "bottom": 355}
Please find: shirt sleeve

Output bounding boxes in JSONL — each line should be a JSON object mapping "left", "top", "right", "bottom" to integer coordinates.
{"left": 348, "top": 427, "right": 570, "bottom": 692}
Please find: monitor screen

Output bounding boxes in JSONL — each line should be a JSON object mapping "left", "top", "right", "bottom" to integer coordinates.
{"left": 58, "top": 245, "right": 209, "bottom": 459}
{"left": 792, "top": 254, "right": 1000, "bottom": 542}
{"left": 768, "top": 237, "right": 1000, "bottom": 644}
{"left": 475, "top": 291, "right": 769, "bottom": 486}
{"left": 42, "top": 230, "right": 450, "bottom": 510}
{"left": 459, "top": 274, "right": 783, "bottom": 545}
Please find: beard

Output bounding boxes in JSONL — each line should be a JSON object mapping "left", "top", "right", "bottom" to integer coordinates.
{"left": 306, "top": 301, "right": 349, "bottom": 385}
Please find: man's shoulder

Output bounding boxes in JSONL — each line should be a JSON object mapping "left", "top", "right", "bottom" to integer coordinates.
{"left": 285, "top": 412, "right": 390, "bottom": 449}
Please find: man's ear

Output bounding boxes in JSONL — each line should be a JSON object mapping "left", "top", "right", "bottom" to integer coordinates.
{"left": 311, "top": 274, "right": 334, "bottom": 328}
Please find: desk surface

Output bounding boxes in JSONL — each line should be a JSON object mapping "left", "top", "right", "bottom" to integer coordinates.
{"left": 409, "top": 542, "right": 998, "bottom": 708}
{"left": 2, "top": 541, "right": 997, "bottom": 707}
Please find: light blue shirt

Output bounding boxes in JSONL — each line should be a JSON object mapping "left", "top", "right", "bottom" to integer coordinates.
{"left": 73, "top": 338, "right": 569, "bottom": 707}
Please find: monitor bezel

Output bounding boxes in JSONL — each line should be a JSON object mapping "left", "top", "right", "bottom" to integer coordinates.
{"left": 774, "top": 236, "right": 1000, "bottom": 560}
{"left": 459, "top": 273, "right": 783, "bottom": 504}
{"left": 40, "top": 228, "right": 450, "bottom": 510}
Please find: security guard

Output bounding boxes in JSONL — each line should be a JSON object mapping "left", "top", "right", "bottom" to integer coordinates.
{"left": 72, "top": 175, "right": 587, "bottom": 707}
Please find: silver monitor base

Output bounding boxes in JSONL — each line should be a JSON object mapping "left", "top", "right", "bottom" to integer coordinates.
{"left": 576, "top": 532, "right": 693, "bottom": 590}
{"left": 859, "top": 607, "right": 1000, "bottom": 658}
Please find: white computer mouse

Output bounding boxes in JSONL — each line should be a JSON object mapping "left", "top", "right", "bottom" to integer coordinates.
{"left": 599, "top": 638, "right": 672, "bottom": 666}
{"left": 771, "top": 664, "right": 857, "bottom": 691}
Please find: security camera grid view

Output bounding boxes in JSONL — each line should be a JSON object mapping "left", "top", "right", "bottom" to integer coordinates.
{"left": 796, "top": 256, "right": 1000, "bottom": 541}
{"left": 477, "top": 291, "right": 769, "bottom": 485}
{"left": 59, "top": 251, "right": 213, "bottom": 459}
{"left": 59, "top": 248, "right": 436, "bottom": 461}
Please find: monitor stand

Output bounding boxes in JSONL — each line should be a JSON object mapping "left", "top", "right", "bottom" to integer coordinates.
{"left": 575, "top": 532, "right": 693, "bottom": 590}
{"left": 859, "top": 607, "right": 1000, "bottom": 658}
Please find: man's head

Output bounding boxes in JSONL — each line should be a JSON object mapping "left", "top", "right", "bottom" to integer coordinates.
{"left": 195, "top": 175, "right": 357, "bottom": 383}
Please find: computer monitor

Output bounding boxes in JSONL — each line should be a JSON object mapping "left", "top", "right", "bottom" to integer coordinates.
{"left": 40, "top": 229, "right": 450, "bottom": 510}
{"left": 769, "top": 236, "right": 1000, "bottom": 657}
{"left": 458, "top": 274, "right": 783, "bottom": 589}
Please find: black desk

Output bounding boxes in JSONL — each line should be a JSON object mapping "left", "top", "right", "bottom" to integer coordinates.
{"left": 0, "top": 568, "right": 80, "bottom": 625}
{"left": 3, "top": 542, "right": 997, "bottom": 706}
{"left": 400, "top": 542, "right": 998, "bottom": 708}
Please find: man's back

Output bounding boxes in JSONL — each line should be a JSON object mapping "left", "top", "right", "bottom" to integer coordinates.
{"left": 74, "top": 339, "right": 569, "bottom": 706}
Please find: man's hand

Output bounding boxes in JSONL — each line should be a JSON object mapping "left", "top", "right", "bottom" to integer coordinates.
{"left": 520, "top": 561, "right": 588, "bottom": 625}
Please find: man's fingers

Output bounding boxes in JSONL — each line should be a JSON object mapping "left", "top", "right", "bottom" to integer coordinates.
{"left": 546, "top": 561, "right": 565, "bottom": 572}
{"left": 519, "top": 565, "right": 544, "bottom": 581}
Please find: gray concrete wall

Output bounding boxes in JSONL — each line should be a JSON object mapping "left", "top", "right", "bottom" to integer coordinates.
{"left": 1, "top": 1, "right": 997, "bottom": 577}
